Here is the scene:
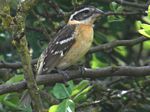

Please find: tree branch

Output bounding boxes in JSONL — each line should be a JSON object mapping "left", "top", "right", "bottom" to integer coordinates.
{"left": 0, "top": 59, "right": 38, "bottom": 69}
{"left": 114, "top": 0, "right": 148, "bottom": 9}
{"left": 104, "top": 11, "right": 146, "bottom": 16}
{"left": 0, "top": 37, "right": 148, "bottom": 69}
{"left": 11, "top": 0, "right": 43, "bottom": 111}
{"left": 0, "top": 66, "right": 150, "bottom": 95}
{"left": 89, "top": 37, "right": 148, "bottom": 53}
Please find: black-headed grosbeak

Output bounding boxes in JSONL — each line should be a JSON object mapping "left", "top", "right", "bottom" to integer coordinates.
{"left": 37, "top": 6, "right": 104, "bottom": 75}
{"left": 21, "top": 6, "right": 104, "bottom": 107}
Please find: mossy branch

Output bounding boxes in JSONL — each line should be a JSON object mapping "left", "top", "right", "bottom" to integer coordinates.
{"left": 13, "top": 36, "right": 43, "bottom": 111}
{"left": 11, "top": 0, "right": 43, "bottom": 111}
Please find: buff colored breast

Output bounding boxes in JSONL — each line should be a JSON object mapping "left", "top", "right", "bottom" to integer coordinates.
{"left": 57, "top": 24, "right": 93, "bottom": 69}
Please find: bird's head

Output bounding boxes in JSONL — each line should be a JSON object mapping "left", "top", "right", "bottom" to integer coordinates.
{"left": 68, "top": 6, "right": 104, "bottom": 25}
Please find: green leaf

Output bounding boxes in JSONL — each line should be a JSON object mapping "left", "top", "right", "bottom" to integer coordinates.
{"left": 3, "top": 100, "right": 20, "bottom": 110}
{"left": 137, "top": 22, "right": 150, "bottom": 38}
{"left": 141, "top": 24, "right": 150, "bottom": 30}
{"left": 4, "top": 93, "right": 20, "bottom": 105}
{"left": 51, "top": 83, "right": 71, "bottom": 99}
{"left": 0, "top": 94, "right": 6, "bottom": 102}
{"left": 145, "top": 29, "right": 150, "bottom": 36}
{"left": 110, "top": 2, "right": 118, "bottom": 11}
{"left": 142, "top": 16, "right": 150, "bottom": 24}
{"left": 66, "top": 80, "right": 75, "bottom": 95}
{"left": 135, "top": 21, "right": 142, "bottom": 30}
{"left": 56, "top": 99, "right": 75, "bottom": 112}
{"left": 139, "top": 29, "right": 150, "bottom": 38}
{"left": 71, "top": 80, "right": 92, "bottom": 103}
{"left": 115, "top": 46, "right": 127, "bottom": 57}
{"left": 6, "top": 75, "right": 24, "bottom": 84}
{"left": 49, "top": 105, "right": 59, "bottom": 112}
{"left": 117, "top": 6, "right": 123, "bottom": 12}
{"left": 109, "top": 2, "right": 124, "bottom": 23}
{"left": 71, "top": 80, "right": 90, "bottom": 97}
{"left": 73, "top": 86, "right": 92, "bottom": 103}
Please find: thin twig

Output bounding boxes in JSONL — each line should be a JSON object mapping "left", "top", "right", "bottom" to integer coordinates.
{"left": 89, "top": 37, "right": 148, "bottom": 53}
{"left": 114, "top": 0, "right": 148, "bottom": 9}
{"left": 0, "top": 58, "right": 38, "bottom": 69}
{"left": 104, "top": 11, "right": 146, "bottom": 16}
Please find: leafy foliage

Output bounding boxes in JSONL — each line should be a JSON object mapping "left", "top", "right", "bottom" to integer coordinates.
{"left": 49, "top": 80, "right": 91, "bottom": 112}
{"left": 138, "top": 6, "right": 150, "bottom": 38}
{"left": 0, "top": 0, "right": 150, "bottom": 112}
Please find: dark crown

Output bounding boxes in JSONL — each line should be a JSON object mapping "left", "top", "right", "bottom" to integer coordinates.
{"left": 69, "top": 6, "right": 103, "bottom": 21}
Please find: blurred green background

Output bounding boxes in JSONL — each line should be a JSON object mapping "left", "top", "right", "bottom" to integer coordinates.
{"left": 0, "top": 0, "right": 150, "bottom": 112}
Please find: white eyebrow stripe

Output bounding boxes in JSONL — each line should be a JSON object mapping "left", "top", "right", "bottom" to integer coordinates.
{"left": 69, "top": 7, "right": 90, "bottom": 20}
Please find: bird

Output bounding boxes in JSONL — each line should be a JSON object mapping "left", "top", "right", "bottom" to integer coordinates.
{"left": 21, "top": 6, "right": 104, "bottom": 108}
{"left": 36, "top": 6, "right": 104, "bottom": 75}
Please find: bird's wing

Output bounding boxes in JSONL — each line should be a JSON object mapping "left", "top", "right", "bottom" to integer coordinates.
{"left": 37, "top": 24, "right": 77, "bottom": 75}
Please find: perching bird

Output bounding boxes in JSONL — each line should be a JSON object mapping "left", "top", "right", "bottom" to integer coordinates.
{"left": 21, "top": 6, "right": 104, "bottom": 107}
{"left": 37, "top": 6, "right": 104, "bottom": 75}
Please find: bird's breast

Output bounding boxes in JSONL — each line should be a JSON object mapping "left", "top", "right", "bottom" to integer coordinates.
{"left": 57, "top": 24, "right": 93, "bottom": 69}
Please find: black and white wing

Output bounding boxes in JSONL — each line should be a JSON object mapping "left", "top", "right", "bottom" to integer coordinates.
{"left": 37, "top": 24, "right": 77, "bottom": 75}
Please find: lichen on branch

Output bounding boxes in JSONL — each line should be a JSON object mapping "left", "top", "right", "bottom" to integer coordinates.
{"left": 9, "top": 0, "right": 43, "bottom": 111}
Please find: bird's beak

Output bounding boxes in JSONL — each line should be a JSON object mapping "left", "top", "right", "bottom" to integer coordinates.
{"left": 94, "top": 8, "right": 105, "bottom": 16}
